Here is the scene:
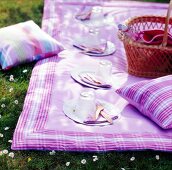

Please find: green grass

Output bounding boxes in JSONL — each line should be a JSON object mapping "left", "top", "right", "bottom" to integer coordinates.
{"left": 0, "top": 0, "right": 172, "bottom": 169}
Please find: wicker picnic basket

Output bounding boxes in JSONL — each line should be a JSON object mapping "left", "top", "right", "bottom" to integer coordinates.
{"left": 118, "top": 1, "right": 172, "bottom": 78}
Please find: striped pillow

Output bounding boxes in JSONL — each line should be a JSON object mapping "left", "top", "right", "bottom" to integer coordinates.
{"left": 116, "top": 75, "right": 172, "bottom": 129}
{"left": 0, "top": 20, "right": 64, "bottom": 70}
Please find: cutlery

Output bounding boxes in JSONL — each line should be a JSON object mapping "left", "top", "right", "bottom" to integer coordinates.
{"left": 84, "top": 116, "right": 118, "bottom": 124}
{"left": 75, "top": 6, "right": 92, "bottom": 21}
{"left": 75, "top": 6, "right": 111, "bottom": 21}
{"left": 74, "top": 40, "right": 107, "bottom": 54}
{"left": 100, "top": 110, "right": 113, "bottom": 124}
{"left": 85, "top": 73, "right": 102, "bottom": 84}
{"left": 81, "top": 48, "right": 104, "bottom": 54}
{"left": 76, "top": 44, "right": 107, "bottom": 54}
{"left": 95, "top": 104, "right": 104, "bottom": 120}
{"left": 79, "top": 73, "right": 112, "bottom": 88}
{"left": 94, "top": 103, "right": 113, "bottom": 124}
{"left": 81, "top": 76, "right": 111, "bottom": 88}
{"left": 75, "top": 12, "right": 91, "bottom": 21}
{"left": 74, "top": 44, "right": 104, "bottom": 54}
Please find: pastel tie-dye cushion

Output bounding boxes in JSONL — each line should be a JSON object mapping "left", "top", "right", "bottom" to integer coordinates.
{"left": 116, "top": 75, "right": 172, "bottom": 129}
{"left": 0, "top": 20, "right": 64, "bottom": 70}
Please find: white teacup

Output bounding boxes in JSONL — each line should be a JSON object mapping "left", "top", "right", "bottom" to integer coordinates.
{"left": 96, "top": 60, "right": 112, "bottom": 81}
{"left": 75, "top": 91, "right": 96, "bottom": 122}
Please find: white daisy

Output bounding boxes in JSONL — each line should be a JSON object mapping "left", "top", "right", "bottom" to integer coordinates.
{"left": 1, "top": 104, "right": 5, "bottom": 108}
{"left": 49, "top": 150, "right": 56, "bottom": 155}
{"left": 155, "top": 155, "right": 160, "bottom": 160}
{"left": 23, "top": 69, "right": 28, "bottom": 73}
{"left": 14, "top": 100, "right": 18, "bottom": 105}
{"left": 93, "top": 158, "right": 98, "bottom": 162}
{"left": 130, "top": 156, "right": 135, "bottom": 161}
{"left": 93, "top": 155, "right": 98, "bottom": 162}
{"left": 9, "top": 88, "right": 13, "bottom": 93}
{"left": 4, "top": 127, "right": 10, "bottom": 131}
{"left": 66, "top": 162, "right": 70, "bottom": 166}
{"left": 8, "top": 152, "right": 14, "bottom": 158}
{"left": 81, "top": 159, "right": 86, "bottom": 164}
{"left": 9, "top": 75, "right": 14, "bottom": 82}
{"left": 2, "top": 150, "right": 8, "bottom": 154}
{"left": 8, "top": 140, "right": 13, "bottom": 143}
{"left": 0, "top": 133, "right": 3, "bottom": 138}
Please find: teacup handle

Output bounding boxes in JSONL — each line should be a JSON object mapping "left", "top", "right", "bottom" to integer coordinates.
{"left": 162, "top": 0, "right": 172, "bottom": 47}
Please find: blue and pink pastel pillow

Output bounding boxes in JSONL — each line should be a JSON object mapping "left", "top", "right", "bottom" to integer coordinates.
{"left": 116, "top": 75, "right": 172, "bottom": 129}
{"left": 0, "top": 20, "right": 64, "bottom": 70}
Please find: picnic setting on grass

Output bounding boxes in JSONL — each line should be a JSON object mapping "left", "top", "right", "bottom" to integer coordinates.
{"left": 0, "top": 0, "right": 172, "bottom": 169}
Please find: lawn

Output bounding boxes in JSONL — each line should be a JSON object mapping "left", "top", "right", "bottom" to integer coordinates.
{"left": 0, "top": 0, "right": 171, "bottom": 170}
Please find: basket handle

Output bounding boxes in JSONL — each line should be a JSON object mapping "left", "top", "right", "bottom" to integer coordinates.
{"left": 162, "top": 0, "right": 172, "bottom": 47}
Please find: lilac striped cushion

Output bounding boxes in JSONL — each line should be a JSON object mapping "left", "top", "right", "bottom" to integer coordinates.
{"left": 116, "top": 75, "right": 172, "bottom": 129}
{"left": 0, "top": 20, "right": 64, "bottom": 70}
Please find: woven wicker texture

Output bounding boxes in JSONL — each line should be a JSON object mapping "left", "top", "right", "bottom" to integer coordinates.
{"left": 118, "top": 15, "right": 172, "bottom": 78}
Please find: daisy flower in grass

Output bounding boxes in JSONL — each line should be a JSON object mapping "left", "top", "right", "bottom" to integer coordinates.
{"left": 8, "top": 152, "right": 14, "bottom": 158}
{"left": 49, "top": 150, "right": 56, "bottom": 155}
{"left": 14, "top": 100, "right": 19, "bottom": 105}
{"left": 0, "top": 151, "right": 3, "bottom": 156}
{"left": 66, "top": 162, "right": 70, "bottom": 166}
{"left": 93, "top": 155, "right": 98, "bottom": 162}
{"left": 9, "top": 87, "right": 13, "bottom": 93}
{"left": 1, "top": 104, "right": 5, "bottom": 108}
{"left": 0, "top": 133, "right": 3, "bottom": 137}
{"left": 155, "top": 155, "right": 160, "bottom": 160}
{"left": 2, "top": 149, "right": 8, "bottom": 154}
{"left": 23, "top": 69, "right": 28, "bottom": 73}
{"left": 9, "top": 75, "right": 14, "bottom": 82}
{"left": 130, "top": 156, "right": 135, "bottom": 161}
{"left": 4, "top": 127, "right": 10, "bottom": 131}
{"left": 81, "top": 159, "right": 86, "bottom": 164}
{"left": 8, "top": 140, "right": 13, "bottom": 143}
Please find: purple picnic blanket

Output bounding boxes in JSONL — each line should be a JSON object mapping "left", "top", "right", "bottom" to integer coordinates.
{"left": 12, "top": 0, "right": 172, "bottom": 151}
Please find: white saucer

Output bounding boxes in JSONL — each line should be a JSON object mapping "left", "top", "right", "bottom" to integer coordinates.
{"left": 74, "top": 41, "right": 116, "bottom": 57}
{"left": 71, "top": 68, "right": 112, "bottom": 89}
{"left": 63, "top": 99, "right": 119, "bottom": 126}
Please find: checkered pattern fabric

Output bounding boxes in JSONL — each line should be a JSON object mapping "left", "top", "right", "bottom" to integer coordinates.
{"left": 12, "top": 0, "right": 172, "bottom": 151}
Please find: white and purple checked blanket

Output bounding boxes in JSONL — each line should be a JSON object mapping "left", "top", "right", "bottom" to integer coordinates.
{"left": 12, "top": 0, "right": 172, "bottom": 151}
